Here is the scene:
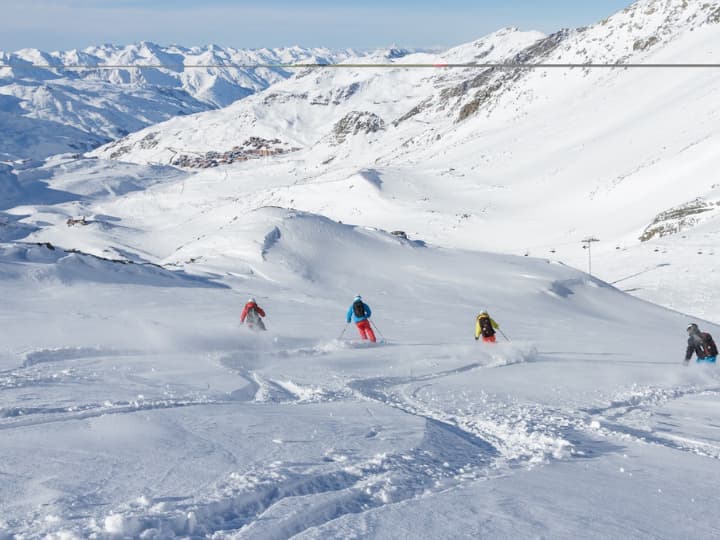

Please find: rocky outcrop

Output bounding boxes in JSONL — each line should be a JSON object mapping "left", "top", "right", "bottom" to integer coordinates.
{"left": 511, "top": 29, "right": 571, "bottom": 64}
{"left": 393, "top": 98, "right": 432, "bottom": 126}
{"left": 456, "top": 80, "right": 505, "bottom": 122}
{"left": 263, "top": 92, "right": 309, "bottom": 105}
{"left": 709, "top": 6, "right": 720, "bottom": 23}
{"left": 633, "top": 36, "right": 660, "bottom": 51}
{"left": 640, "top": 199, "right": 719, "bottom": 241}
{"left": 311, "top": 83, "right": 361, "bottom": 106}
{"left": 332, "top": 111, "right": 386, "bottom": 143}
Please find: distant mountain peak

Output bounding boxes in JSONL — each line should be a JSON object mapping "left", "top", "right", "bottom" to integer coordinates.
{"left": 384, "top": 45, "right": 411, "bottom": 59}
{"left": 0, "top": 43, "right": 356, "bottom": 161}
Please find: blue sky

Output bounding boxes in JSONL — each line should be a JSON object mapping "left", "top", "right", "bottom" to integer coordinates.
{"left": 3, "top": 0, "right": 632, "bottom": 52}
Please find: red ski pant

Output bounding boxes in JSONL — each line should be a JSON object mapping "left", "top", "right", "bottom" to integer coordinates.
{"left": 482, "top": 335, "right": 496, "bottom": 343}
{"left": 356, "top": 320, "right": 376, "bottom": 342}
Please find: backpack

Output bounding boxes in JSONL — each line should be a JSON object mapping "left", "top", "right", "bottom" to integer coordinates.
{"left": 246, "top": 307, "right": 260, "bottom": 324}
{"left": 478, "top": 315, "right": 495, "bottom": 337}
{"left": 701, "top": 333, "right": 718, "bottom": 357}
{"left": 353, "top": 300, "right": 366, "bottom": 318}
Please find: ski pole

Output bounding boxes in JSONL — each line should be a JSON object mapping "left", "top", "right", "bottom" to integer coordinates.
{"left": 497, "top": 328, "right": 511, "bottom": 342}
{"left": 370, "top": 320, "right": 386, "bottom": 342}
{"left": 338, "top": 324, "right": 349, "bottom": 340}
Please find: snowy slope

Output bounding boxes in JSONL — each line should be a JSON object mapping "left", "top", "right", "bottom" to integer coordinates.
{"left": 85, "top": 0, "right": 720, "bottom": 321}
{"left": 0, "top": 43, "right": 352, "bottom": 160}
{"left": 90, "top": 28, "right": 545, "bottom": 164}
{"left": 2, "top": 0, "right": 720, "bottom": 537}
{"left": 1, "top": 202, "right": 719, "bottom": 537}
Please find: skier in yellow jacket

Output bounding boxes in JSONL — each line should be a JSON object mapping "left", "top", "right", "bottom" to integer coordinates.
{"left": 475, "top": 310, "right": 500, "bottom": 343}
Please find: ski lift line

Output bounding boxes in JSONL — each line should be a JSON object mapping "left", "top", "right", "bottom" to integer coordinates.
{"left": 2, "top": 62, "right": 720, "bottom": 70}
{"left": 520, "top": 239, "right": 589, "bottom": 251}
{"left": 523, "top": 241, "right": 717, "bottom": 253}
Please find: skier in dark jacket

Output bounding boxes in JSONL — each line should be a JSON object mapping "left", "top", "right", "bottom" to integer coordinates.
{"left": 346, "top": 295, "right": 376, "bottom": 342}
{"left": 684, "top": 323, "right": 717, "bottom": 364}
{"left": 241, "top": 297, "right": 266, "bottom": 331}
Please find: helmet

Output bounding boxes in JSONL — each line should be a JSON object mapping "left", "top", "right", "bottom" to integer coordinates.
{"left": 354, "top": 295, "right": 362, "bottom": 301}
{"left": 687, "top": 323, "right": 699, "bottom": 333}
{"left": 249, "top": 297, "right": 256, "bottom": 303}
{"left": 479, "top": 309, "right": 488, "bottom": 315}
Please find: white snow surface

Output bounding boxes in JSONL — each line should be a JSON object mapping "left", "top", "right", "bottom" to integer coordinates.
{"left": 2, "top": 156, "right": 720, "bottom": 537}
{"left": 2, "top": 0, "right": 720, "bottom": 538}
{"left": 2, "top": 200, "right": 720, "bottom": 538}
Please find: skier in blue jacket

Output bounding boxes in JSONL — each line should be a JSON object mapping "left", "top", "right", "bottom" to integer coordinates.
{"left": 346, "top": 295, "right": 376, "bottom": 342}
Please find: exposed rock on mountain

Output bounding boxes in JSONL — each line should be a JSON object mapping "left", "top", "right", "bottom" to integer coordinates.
{"left": 333, "top": 111, "right": 386, "bottom": 143}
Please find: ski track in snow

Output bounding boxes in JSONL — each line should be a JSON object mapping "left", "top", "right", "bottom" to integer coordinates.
{"left": 0, "top": 367, "right": 97, "bottom": 391}
{"left": 0, "top": 347, "right": 150, "bottom": 392}
{"left": 583, "top": 383, "right": 720, "bottom": 460}
{"left": 39, "top": 346, "right": 576, "bottom": 537}
{"left": 596, "top": 418, "right": 720, "bottom": 460}
{"left": 348, "top": 364, "right": 581, "bottom": 469}
{"left": 21, "top": 347, "right": 124, "bottom": 368}
{"left": 4, "top": 339, "right": 720, "bottom": 537}
{"left": 0, "top": 340, "right": 716, "bottom": 538}
{"left": 0, "top": 347, "right": 227, "bottom": 432}
{"left": 25, "top": 342, "right": 718, "bottom": 538}
{"left": 61, "top": 418, "right": 499, "bottom": 539}
{"left": 0, "top": 346, "right": 524, "bottom": 537}
{"left": 0, "top": 397, "right": 224, "bottom": 431}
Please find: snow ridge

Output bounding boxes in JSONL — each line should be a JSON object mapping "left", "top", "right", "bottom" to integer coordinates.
{"left": 0, "top": 43, "right": 355, "bottom": 161}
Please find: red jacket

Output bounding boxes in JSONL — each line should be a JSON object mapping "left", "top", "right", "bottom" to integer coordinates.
{"left": 240, "top": 302, "right": 265, "bottom": 322}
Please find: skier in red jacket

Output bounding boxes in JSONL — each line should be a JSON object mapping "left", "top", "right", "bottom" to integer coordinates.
{"left": 241, "top": 298, "right": 266, "bottom": 331}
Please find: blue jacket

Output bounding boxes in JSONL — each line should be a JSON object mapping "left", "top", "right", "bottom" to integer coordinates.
{"left": 347, "top": 302, "right": 371, "bottom": 323}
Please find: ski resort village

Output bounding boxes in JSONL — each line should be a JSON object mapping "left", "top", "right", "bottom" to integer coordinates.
{"left": 1, "top": 0, "right": 720, "bottom": 537}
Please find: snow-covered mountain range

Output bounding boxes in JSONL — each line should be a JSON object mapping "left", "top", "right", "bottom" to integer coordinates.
{"left": 0, "top": 42, "right": 350, "bottom": 161}
{"left": 82, "top": 0, "right": 720, "bottom": 320}
{"left": 2, "top": 0, "right": 720, "bottom": 537}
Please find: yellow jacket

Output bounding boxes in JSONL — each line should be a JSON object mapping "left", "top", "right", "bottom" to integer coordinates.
{"left": 475, "top": 314, "right": 499, "bottom": 339}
